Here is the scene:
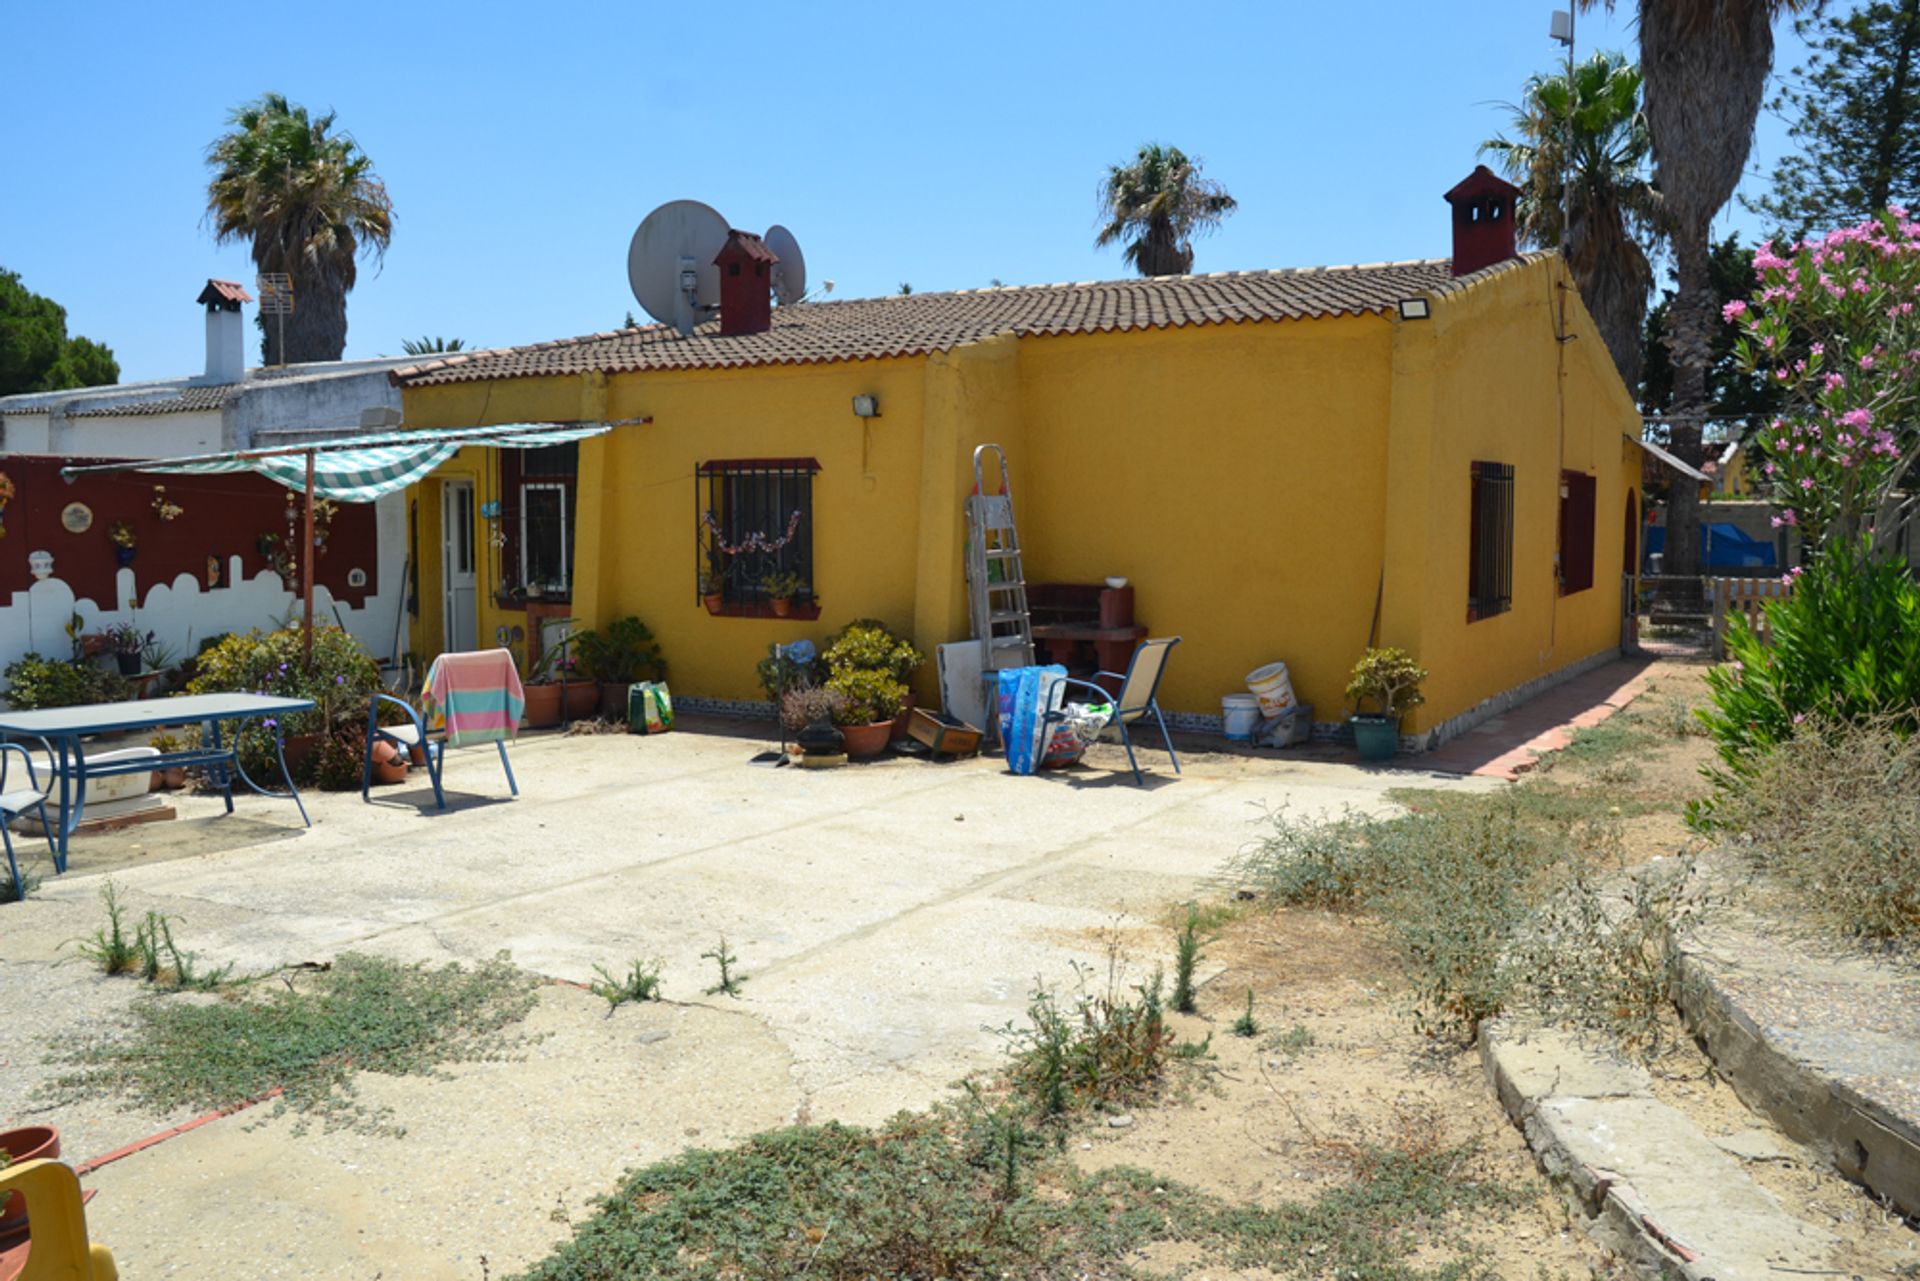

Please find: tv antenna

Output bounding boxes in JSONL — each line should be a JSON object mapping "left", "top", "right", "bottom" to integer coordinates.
{"left": 257, "top": 272, "right": 294, "bottom": 366}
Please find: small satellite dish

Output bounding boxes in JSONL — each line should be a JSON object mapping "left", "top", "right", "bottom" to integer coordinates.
{"left": 764, "top": 225, "right": 807, "bottom": 306}
{"left": 628, "top": 200, "right": 730, "bottom": 334}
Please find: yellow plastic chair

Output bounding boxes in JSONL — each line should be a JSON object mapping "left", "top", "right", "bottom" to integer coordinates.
{"left": 0, "top": 1160, "right": 116, "bottom": 1281}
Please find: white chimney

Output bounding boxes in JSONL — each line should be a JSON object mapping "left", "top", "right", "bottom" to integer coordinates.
{"left": 193, "top": 279, "right": 253, "bottom": 385}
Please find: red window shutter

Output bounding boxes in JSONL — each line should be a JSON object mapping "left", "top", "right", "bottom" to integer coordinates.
{"left": 1560, "top": 471, "right": 1597, "bottom": 595}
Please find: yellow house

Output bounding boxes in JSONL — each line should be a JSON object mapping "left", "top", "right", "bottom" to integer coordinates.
{"left": 391, "top": 174, "right": 1643, "bottom": 747}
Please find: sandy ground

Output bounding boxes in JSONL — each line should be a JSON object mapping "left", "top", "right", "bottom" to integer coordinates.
{"left": 0, "top": 718, "right": 1493, "bottom": 1279}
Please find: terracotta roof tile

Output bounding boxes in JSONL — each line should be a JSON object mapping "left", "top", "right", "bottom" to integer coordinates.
{"left": 197, "top": 279, "right": 254, "bottom": 306}
{"left": 393, "top": 255, "right": 1544, "bottom": 388}
{"left": 64, "top": 383, "right": 245, "bottom": 417}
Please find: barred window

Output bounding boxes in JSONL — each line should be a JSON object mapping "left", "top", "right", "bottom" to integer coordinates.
{"left": 696, "top": 458, "right": 819, "bottom": 618}
{"left": 1469, "top": 461, "right": 1514, "bottom": 621}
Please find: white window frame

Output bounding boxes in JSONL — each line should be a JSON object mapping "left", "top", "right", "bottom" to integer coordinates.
{"left": 519, "top": 482, "right": 570, "bottom": 589}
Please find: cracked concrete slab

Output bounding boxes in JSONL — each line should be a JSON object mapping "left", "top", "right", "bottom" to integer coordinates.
{"left": 2, "top": 722, "right": 1453, "bottom": 1278}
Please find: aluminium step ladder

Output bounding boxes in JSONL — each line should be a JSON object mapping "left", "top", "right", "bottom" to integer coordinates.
{"left": 965, "top": 444, "right": 1035, "bottom": 690}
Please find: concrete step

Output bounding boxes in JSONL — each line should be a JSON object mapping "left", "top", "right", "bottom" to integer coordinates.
{"left": 1482, "top": 1021, "right": 1840, "bottom": 1281}
{"left": 1673, "top": 898, "right": 1920, "bottom": 1218}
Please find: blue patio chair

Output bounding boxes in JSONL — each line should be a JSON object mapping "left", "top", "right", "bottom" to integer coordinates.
{"left": 362, "top": 650, "right": 523, "bottom": 810}
{"left": 0, "top": 736, "right": 59, "bottom": 897}
{"left": 1048, "top": 636, "right": 1183, "bottom": 785}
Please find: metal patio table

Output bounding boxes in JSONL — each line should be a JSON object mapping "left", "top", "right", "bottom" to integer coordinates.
{"left": 0, "top": 693, "right": 316, "bottom": 872}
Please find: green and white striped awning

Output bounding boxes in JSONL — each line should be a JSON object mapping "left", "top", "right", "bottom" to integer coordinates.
{"left": 60, "top": 421, "right": 623, "bottom": 501}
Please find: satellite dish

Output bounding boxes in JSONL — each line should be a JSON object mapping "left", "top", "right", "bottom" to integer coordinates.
{"left": 628, "top": 200, "right": 730, "bottom": 333}
{"left": 764, "top": 225, "right": 807, "bottom": 306}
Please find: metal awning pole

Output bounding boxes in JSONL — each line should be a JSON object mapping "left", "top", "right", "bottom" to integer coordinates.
{"left": 303, "top": 450, "right": 316, "bottom": 664}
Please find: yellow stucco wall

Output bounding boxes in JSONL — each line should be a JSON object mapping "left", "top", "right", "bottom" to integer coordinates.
{"left": 1016, "top": 315, "right": 1395, "bottom": 722}
{"left": 1386, "top": 256, "right": 1640, "bottom": 732}
{"left": 398, "top": 254, "right": 1640, "bottom": 738}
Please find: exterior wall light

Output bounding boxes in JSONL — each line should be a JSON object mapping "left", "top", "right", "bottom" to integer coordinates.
{"left": 1397, "top": 298, "right": 1431, "bottom": 321}
{"left": 852, "top": 394, "right": 880, "bottom": 418}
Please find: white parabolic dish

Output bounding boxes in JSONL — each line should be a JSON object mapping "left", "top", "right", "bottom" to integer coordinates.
{"left": 628, "top": 200, "right": 731, "bottom": 326}
{"left": 763, "top": 224, "right": 807, "bottom": 305}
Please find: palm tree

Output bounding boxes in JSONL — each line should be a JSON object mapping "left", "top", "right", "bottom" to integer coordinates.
{"left": 1095, "top": 144, "right": 1238, "bottom": 277}
{"left": 1483, "top": 51, "right": 1662, "bottom": 390}
{"left": 400, "top": 336, "right": 465, "bottom": 356}
{"left": 205, "top": 93, "right": 393, "bottom": 366}
{"left": 1581, "top": 0, "right": 1811, "bottom": 577}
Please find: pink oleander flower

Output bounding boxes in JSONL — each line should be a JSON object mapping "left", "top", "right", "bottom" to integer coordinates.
{"left": 1840, "top": 407, "right": 1873, "bottom": 428}
{"left": 1722, "top": 299, "right": 1748, "bottom": 322}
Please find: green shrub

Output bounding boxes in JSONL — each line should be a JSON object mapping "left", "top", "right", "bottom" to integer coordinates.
{"left": 997, "top": 961, "right": 1180, "bottom": 1120}
{"left": 1700, "top": 542, "right": 1920, "bottom": 784}
{"left": 2, "top": 653, "right": 130, "bottom": 709}
{"left": 574, "top": 616, "right": 665, "bottom": 684}
{"left": 184, "top": 626, "right": 384, "bottom": 787}
{"left": 1345, "top": 647, "right": 1427, "bottom": 719}
{"left": 824, "top": 667, "right": 906, "bottom": 725}
{"left": 825, "top": 620, "right": 923, "bottom": 683}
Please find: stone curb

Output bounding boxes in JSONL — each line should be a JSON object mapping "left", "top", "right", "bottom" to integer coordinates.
{"left": 1672, "top": 919, "right": 1920, "bottom": 1218}
{"left": 1480, "top": 1019, "right": 1838, "bottom": 1281}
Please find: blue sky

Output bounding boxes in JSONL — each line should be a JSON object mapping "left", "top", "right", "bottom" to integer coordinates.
{"left": 3, "top": 1, "right": 1810, "bottom": 383}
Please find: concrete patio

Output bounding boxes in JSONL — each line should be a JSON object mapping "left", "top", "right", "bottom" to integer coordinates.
{"left": 0, "top": 720, "right": 1495, "bottom": 1278}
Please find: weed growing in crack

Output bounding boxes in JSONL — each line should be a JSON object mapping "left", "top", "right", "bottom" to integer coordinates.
{"left": 590, "top": 957, "right": 663, "bottom": 1010}
{"left": 71, "top": 881, "right": 137, "bottom": 974}
{"left": 1232, "top": 988, "right": 1259, "bottom": 1037}
{"left": 701, "top": 936, "right": 746, "bottom": 997}
{"left": 1171, "top": 902, "right": 1211, "bottom": 1014}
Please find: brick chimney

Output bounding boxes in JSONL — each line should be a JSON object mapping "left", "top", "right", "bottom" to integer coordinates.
{"left": 193, "top": 279, "right": 253, "bottom": 384}
{"left": 714, "top": 230, "right": 778, "bottom": 336}
{"left": 1442, "top": 166, "right": 1521, "bottom": 278}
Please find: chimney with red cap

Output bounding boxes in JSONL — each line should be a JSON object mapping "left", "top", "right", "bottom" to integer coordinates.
{"left": 193, "top": 278, "right": 253, "bottom": 385}
{"left": 714, "top": 230, "right": 778, "bottom": 336}
{"left": 1442, "top": 165, "right": 1522, "bottom": 278}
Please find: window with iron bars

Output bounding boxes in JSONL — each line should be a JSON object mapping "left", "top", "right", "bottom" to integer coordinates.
{"left": 499, "top": 444, "right": 578, "bottom": 599}
{"left": 695, "top": 458, "right": 819, "bottom": 617}
{"left": 1468, "top": 460, "right": 1514, "bottom": 621}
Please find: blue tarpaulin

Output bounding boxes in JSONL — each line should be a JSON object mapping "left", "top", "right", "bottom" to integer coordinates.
{"left": 1645, "top": 522, "right": 1777, "bottom": 570}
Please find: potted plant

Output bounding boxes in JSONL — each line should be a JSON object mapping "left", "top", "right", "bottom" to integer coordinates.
{"left": 108, "top": 520, "right": 137, "bottom": 565}
{"left": 0, "top": 1125, "right": 59, "bottom": 1234}
{"left": 827, "top": 620, "right": 924, "bottom": 741}
{"left": 823, "top": 623, "right": 916, "bottom": 759}
{"left": 1344, "top": 647, "right": 1427, "bottom": 762}
{"left": 105, "top": 622, "right": 151, "bottom": 678}
{"left": 522, "top": 625, "right": 592, "bottom": 728}
{"left": 575, "top": 616, "right": 665, "bottom": 720}
{"left": 760, "top": 570, "right": 806, "bottom": 617}
{"left": 149, "top": 733, "right": 190, "bottom": 789}
{"left": 699, "top": 570, "right": 725, "bottom": 615}
{"left": 781, "top": 686, "right": 847, "bottom": 762}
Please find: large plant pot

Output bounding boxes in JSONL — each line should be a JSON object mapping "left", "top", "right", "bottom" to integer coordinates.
{"left": 282, "top": 733, "right": 322, "bottom": 772}
{"left": 839, "top": 720, "right": 892, "bottom": 759}
{"left": 524, "top": 683, "right": 563, "bottom": 729}
{"left": 890, "top": 691, "right": 917, "bottom": 742}
{"left": 770, "top": 597, "right": 793, "bottom": 618}
{"left": 0, "top": 1125, "right": 59, "bottom": 1234}
{"left": 1350, "top": 714, "right": 1399, "bottom": 762}
{"left": 564, "top": 682, "right": 600, "bottom": 721}
{"left": 369, "top": 741, "right": 409, "bottom": 785}
{"left": 115, "top": 653, "right": 141, "bottom": 677}
{"left": 599, "top": 681, "right": 633, "bottom": 721}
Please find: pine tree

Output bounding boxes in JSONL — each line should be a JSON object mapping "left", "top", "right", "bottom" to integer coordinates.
{"left": 1749, "top": 0, "right": 1920, "bottom": 241}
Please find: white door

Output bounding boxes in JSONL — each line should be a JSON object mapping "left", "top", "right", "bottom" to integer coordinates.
{"left": 442, "top": 480, "right": 478, "bottom": 654}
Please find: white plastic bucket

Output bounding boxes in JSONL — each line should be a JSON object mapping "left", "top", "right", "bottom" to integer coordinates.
{"left": 1222, "top": 694, "right": 1261, "bottom": 741}
{"left": 1246, "top": 661, "right": 1296, "bottom": 717}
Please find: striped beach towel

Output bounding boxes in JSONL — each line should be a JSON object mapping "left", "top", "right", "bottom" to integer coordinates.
{"left": 420, "top": 649, "right": 526, "bottom": 747}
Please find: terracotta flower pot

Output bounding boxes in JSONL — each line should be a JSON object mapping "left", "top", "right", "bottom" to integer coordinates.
{"left": 282, "top": 733, "right": 322, "bottom": 771}
{"left": 839, "top": 720, "right": 892, "bottom": 759}
{"left": 564, "top": 682, "right": 600, "bottom": 720}
{"left": 703, "top": 593, "right": 725, "bottom": 614}
{"left": 0, "top": 1125, "right": 59, "bottom": 1234}
{"left": 598, "top": 681, "right": 632, "bottom": 721}
{"left": 408, "top": 743, "right": 428, "bottom": 767}
{"left": 148, "top": 766, "right": 188, "bottom": 790}
{"left": 369, "top": 741, "right": 409, "bottom": 785}
{"left": 523, "top": 682, "right": 563, "bottom": 729}
{"left": 770, "top": 596, "right": 793, "bottom": 618}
